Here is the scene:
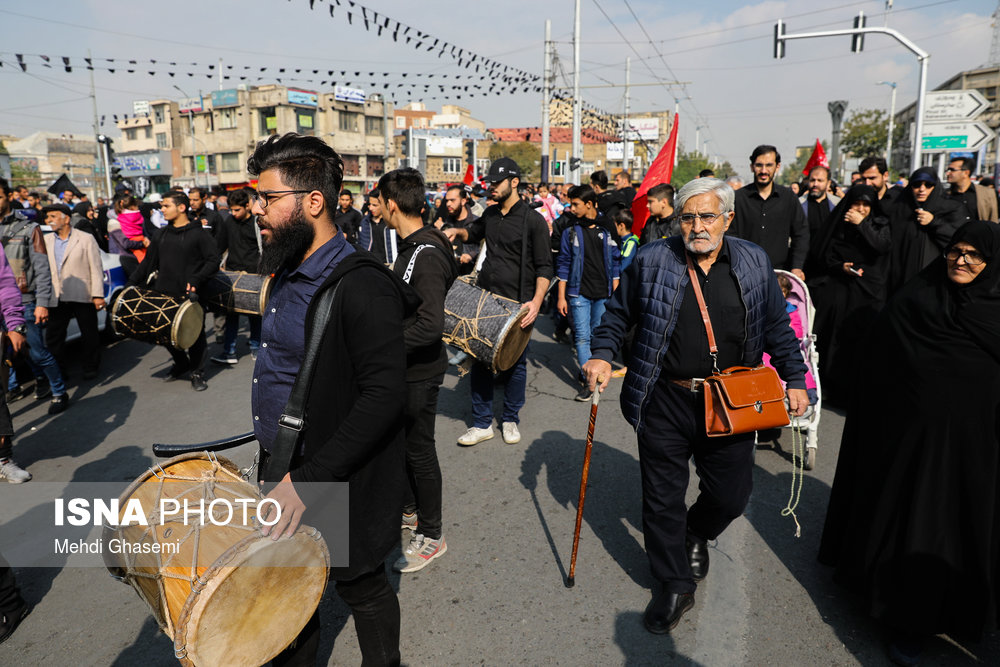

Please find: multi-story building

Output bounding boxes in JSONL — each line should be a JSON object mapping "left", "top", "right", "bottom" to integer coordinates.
{"left": 488, "top": 127, "right": 622, "bottom": 184}
{"left": 393, "top": 128, "right": 488, "bottom": 185}
{"left": 115, "top": 99, "right": 186, "bottom": 196}
{"left": 6, "top": 132, "right": 101, "bottom": 194}
{"left": 116, "top": 84, "right": 394, "bottom": 194}
{"left": 894, "top": 65, "right": 1000, "bottom": 176}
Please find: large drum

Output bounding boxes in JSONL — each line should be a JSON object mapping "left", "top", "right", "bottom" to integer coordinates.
{"left": 201, "top": 270, "right": 273, "bottom": 316}
{"left": 111, "top": 285, "right": 204, "bottom": 350}
{"left": 104, "top": 453, "right": 330, "bottom": 667}
{"left": 443, "top": 278, "right": 532, "bottom": 372}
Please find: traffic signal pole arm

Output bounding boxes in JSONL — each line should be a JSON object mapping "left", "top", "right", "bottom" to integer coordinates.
{"left": 774, "top": 18, "right": 929, "bottom": 174}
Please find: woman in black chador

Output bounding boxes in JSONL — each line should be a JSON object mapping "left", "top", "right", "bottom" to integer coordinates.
{"left": 811, "top": 184, "right": 890, "bottom": 403}
{"left": 819, "top": 220, "right": 1000, "bottom": 665}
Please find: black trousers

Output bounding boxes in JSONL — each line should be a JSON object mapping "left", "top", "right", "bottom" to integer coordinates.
{"left": 0, "top": 554, "right": 23, "bottom": 614}
{"left": 401, "top": 374, "right": 444, "bottom": 540}
{"left": 271, "top": 565, "right": 400, "bottom": 667}
{"left": 46, "top": 301, "right": 100, "bottom": 374}
{"left": 638, "top": 380, "right": 756, "bottom": 594}
{"left": 166, "top": 328, "right": 206, "bottom": 375}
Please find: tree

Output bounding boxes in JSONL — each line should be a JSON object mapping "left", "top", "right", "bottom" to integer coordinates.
{"left": 840, "top": 108, "right": 905, "bottom": 162}
{"left": 671, "top": 150, "right": 736, "bottom": 188}
{"left": 488, "top": 142, "right": 540, "bottom": 181}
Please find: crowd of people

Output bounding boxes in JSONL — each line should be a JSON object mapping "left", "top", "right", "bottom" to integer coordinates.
{"left": 1, "top": 135, "right": 999, "bottom": 665}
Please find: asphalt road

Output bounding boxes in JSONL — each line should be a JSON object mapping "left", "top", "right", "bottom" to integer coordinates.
{"left": 0, "top": 319, "right": 997, "bottom": 666}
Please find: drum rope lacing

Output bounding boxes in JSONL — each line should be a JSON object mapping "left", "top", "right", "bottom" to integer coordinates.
{"left": 443, "top": 289, "right": 512, "bottom": 353}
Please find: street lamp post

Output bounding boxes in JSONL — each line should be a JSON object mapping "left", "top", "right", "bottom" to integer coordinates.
{"left": 877, "top": 80, "right": 898, "bottom": 171}
{"left": 173, "top": 85, "right": 207, "bottom": 188}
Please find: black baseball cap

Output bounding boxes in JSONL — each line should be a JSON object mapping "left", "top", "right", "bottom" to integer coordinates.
{"left": 41, "top": 203, "right": 72, "bottom": 216}
{"left": 486, "top": 157, "right": 521, "bottom": 184}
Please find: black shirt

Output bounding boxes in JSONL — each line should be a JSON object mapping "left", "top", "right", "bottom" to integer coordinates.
{"left": 465, "top": 199, "right": 553, "bottom": 302}
{"left": 579, "top": 224, "right": 609, "bottom": 300}
{"left": 334, "top": 207, "right": 363, "bottom": 244}
{"left": 662, "top": 242, "right": 745, "bottom": 379}
{"left": 732, "top": 184, "right": 809, "bottom": 271}
{"left": 949, "top": 184, "right": 978, "bottom": 222}
{"left": 190, "top": 205, "right": 223, "bottom": 237}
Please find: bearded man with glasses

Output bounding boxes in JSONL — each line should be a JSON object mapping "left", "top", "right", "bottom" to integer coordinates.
{"left": 887, "top": 166, "right": 969, "bottom": 295}
{"left": 583, "top": 178, "right": 809, "bottom": 635}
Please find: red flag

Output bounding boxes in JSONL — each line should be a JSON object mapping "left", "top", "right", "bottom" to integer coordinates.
{"left": 631, "top": 114, "right": 679, "bottom": 237}
{"left": 801, "top": 139, "right": 828, "bottom": 176}
{"left": 462, "top": 163, "right": 474, "bottom": 185}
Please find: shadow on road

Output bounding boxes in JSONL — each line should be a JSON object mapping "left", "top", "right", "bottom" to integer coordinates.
{"left": 520, "top": 429, "right": 651, "bottom": 589}
{"left": 614, "top": 610, "right": 701, "bottom": 666}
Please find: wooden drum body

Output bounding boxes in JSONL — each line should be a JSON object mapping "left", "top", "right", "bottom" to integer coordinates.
{"left": 201, "top": 271, "right": 273, "bottom": 316}
{"left": 104, "top": 453, "right": 330, "bottom": 667}
{"left": 443, "top": 278, "right": 532, "bottom": 372}
{"left": 112, "top": 286, "right": 204, "bottom": 350}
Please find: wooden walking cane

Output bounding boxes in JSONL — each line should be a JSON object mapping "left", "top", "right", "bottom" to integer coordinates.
{"left": 566, "top": 387, "right": 601, "bottom": 588}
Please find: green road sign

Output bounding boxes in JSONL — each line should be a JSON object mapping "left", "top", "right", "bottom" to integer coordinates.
{"left": 922, "top": 136, "right": 968, "bottom": 150}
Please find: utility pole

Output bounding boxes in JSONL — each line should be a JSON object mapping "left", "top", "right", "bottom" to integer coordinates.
{"left": 88, "top": 49, "right": 102, "bottom": 200}
{"left": 828, "top": 100, "right": 848, "bottom": 182}
{"left": 218, "top": 57, "right": 223, "bottom": 90}
{"left": 877, "top": 80, "right": 898, "bottom": 171}
{"left": 623, "top": 56, "right": 631, "bottom": 174}
{"left": 571, "top": 0, "right": 582, "bottom": 185}
{"left": 541, "top": 19, "right": 552, "bottom": 183}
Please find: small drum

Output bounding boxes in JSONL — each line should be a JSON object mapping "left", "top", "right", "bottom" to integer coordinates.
{"left": 443, "top": 277, "right": 532, "bottom": 372}
{"left": 111, "top": 285, "right": 204, "bottom": 350}
{"left": 104, "top": 453, "right": 330, "bottom": 667}
{"left": 201, "top": 270, "right": 273, "bottom": 316}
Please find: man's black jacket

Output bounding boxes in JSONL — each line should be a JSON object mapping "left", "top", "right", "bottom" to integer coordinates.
{"left": 129, "top": 220, "right": 219, "bottom": 297}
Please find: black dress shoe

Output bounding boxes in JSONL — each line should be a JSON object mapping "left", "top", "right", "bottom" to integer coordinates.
{"left": 687, "top": 533, "right": 709, "bottom": 582}
{"left": 643, "top": 589, "right": 694, "bottom": 634}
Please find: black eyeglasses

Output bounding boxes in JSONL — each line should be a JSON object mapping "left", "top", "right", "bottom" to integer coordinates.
{"left": 677, "top": 212, "right": 723, "bottom": 224}
{"left": 250, "top": 189, "right": 312, "bottom": 210}
{"left": 945, "top": 248, "right": 985, "bottom": 265}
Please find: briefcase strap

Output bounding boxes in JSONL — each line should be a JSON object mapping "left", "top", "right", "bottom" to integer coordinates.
{"left": 685, "top": 254, "right": 720, "bottom": 374}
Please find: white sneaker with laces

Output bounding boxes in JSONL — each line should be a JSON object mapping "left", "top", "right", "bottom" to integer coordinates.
{"left": 457, "top": 426, "right": 494, "bottom": 446}
{"left": 502, "top": 422, "right": 521, "bottom": 444}
{"left": 0, "top": 459, "right": 31, "bottom": 483}
{"left": 393, "top": 534, "right": 447, "bottom": 573}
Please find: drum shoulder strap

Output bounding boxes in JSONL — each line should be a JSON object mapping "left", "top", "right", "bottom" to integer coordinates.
{"left": 259, "top": 279, "right": 341, "bottom": 484}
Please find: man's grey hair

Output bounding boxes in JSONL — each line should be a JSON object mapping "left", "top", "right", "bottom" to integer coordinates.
{"left": 675, "top": 178, "right": 735, "bottom": 214}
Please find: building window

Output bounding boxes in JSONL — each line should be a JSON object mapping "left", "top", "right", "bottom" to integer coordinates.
{"left": 156, "top": 132, "right": 168, "bottom": 149}
{"left": 203, "top": 113, "right": 214, "bottom": 133}
{"left": 258, "top": 107, "right": 277, "bottom": 136}
{"left": 153, "top": 105, "right": 165, "bottom": 123}
{"left": 144, "top": 127, "right": 152, "bottom": 139}
{"left": 365, "top": 116, "right": 383, "bottom": 136}
{"left": 218, "top": 108, "right": 237, "bottom": 130}
{"left": 296, "top": 111, "right": 316, "bottom": 136}
{"left": 442, "top": 157, "right": 462, "bottom": 174}
{"left": 125, "top": 128, "right": 137, "bottom": 141}
{"left": 342, "top": 155, "right": 360, "bottom": 177}
{"left": 395, "top": 116, "right": 406, "bottom": 129}
{"left": 220, "top": 152, "right": 241, "bottom": 172}
{"left": 339, "top": 112, "right": 359, "bottom": 133}
{"left": 367, "top": 156, "right": 384, "bottom": 178}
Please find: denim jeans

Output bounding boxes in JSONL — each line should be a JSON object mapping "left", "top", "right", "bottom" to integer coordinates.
{"left": 222, "top": 312, "right": 262, "bottom": 356}
{"left": 569, "top": 295, "right": 608, "bottom": 378}
{"left": 7, "top": 301, "right": 67, "bottom": 397}
{"left": 469, "top": 342, "right": 529, "bottom": 429}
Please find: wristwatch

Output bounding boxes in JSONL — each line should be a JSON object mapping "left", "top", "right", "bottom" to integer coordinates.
{"left": 10, "top": 324, "right": 27, "bottom": 336}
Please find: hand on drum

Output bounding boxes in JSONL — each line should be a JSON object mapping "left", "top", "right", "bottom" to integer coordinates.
{"left": 261, "top": 473, "right": 307, "bottom": 540}
{"left": 582, "top": 359, "right": 612, "bottom": 394}
{"left": 521, "top": 299, "right": 542, "bottom": 328}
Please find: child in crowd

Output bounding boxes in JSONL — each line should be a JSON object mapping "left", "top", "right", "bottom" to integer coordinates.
{"left": 614, "top": 209, "right": 639, "bottom": 272}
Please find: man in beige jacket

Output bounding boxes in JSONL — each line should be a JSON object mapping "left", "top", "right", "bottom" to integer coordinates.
{"left": 42, "top": 204, "right": 105, "bottom": 386}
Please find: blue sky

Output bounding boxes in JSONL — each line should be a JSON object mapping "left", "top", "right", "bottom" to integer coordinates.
{"left": 0, "top": 0, "right": 993, "bottom": 176}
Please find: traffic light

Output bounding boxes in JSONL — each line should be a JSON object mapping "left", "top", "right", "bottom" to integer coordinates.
{"left": 773, "top": 20, "right": 785, "bottom": 59}
{"left": 569, "top": 157, "right": 581, "bottom": 171}
{"left": 553, "top": 160, "right": 562, "bottom": 174}
{"left": 400, "top": 129, "right": 410, "bottom": 164}
{"left": 851, "top": 11, "right": 866, "bottom": 52}
{"left": 464, "top": 140, "right": 475, "bottom": 165}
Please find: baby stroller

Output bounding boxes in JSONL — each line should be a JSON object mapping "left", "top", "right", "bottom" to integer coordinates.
{"left": 761, "top": 270, "right": 822, "bottom": 470}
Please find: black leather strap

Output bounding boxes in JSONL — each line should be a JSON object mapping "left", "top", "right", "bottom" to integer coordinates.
{"left": 259, "top": 279, "right": 341, "bottom": 483}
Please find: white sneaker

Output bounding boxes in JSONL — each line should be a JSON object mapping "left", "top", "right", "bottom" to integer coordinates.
{"left": 457, "top": 426, "right": 494, "bottom": 446}
{"left": 0, "top": 458, "right": 31, "bottom": 483}
{"left": 502, "top": 422, "right": 521, "bottom": 444}
{"left": 393, "top": 534, "right": 447, "bottom": 573}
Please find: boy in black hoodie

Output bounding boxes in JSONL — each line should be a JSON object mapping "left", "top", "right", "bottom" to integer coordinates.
{"left": 129, "top": 191, "right": 219, "bottom": 391}
{"left": 378, "top": 167, "right": 459, "bottom": 573}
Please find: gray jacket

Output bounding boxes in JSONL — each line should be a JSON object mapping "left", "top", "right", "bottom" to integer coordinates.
{"left": 0, "top": 211, "right": 55, "bottom": 307}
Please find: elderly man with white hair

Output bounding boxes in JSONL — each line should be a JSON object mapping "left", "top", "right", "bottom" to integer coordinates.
{"left": 584, "top": 177, "right": 808, "bottom": 635}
